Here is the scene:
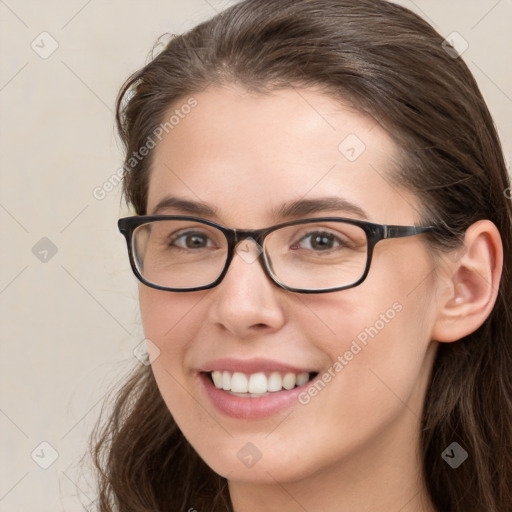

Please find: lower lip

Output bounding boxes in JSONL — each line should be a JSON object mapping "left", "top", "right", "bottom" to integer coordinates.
{"left": 199, "top": 372, "right": 311, "bottom": 420}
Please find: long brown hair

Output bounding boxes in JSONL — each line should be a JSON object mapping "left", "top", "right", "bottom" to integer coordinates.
{"left": 90, "top": 1, "right": 512, "bottom": 510}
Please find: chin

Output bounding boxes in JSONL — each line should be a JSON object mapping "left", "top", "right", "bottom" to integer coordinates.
{"left": 188, "top": 434, "right": 327, "bottom": 485}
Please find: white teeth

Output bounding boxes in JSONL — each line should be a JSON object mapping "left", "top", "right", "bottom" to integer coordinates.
{"left": 282, "top": 373, "right": 297, "bottom": 390}
{"left": 211, "top": 371, "right": 223, "bottom": 388}
{"left": 248, "top": 372, "right": 267, "bottom": 394}
{"left": 296, "top": 372, "right": 309, "bottom": 386}
{"left": 267, "top": 372, "right": 282, "bottom": 392}
{"left": 231, "top": 372, "right": 248, "bottom": 393}
{"left": 222, "top": 371, "right": 231, "bottom": 391}
{"left": 210, "top": 370, "right": 311, "bottom": 394}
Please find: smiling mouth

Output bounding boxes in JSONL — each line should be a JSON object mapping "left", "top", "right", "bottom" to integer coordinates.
{"left": 205, "top": 370, "right": 319, "bottom": 397}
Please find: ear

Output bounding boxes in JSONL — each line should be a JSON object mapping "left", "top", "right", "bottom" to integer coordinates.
{"left": 431, "top": 220, "right": 503, "bottom": 343}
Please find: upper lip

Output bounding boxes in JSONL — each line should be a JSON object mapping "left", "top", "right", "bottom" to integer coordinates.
{"left": 199, "top": 357, "right": 316, "bottom": 375}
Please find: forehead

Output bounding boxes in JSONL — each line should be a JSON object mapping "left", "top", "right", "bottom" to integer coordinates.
{"left": 146, "top": 86, "right": 420, "bottom": 226}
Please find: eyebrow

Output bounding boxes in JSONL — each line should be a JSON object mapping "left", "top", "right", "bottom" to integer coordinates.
{"left": 150, "top": 195, "right": 369, "bottom": 222}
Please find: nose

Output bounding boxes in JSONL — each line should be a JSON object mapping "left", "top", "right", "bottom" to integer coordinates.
{"left": 206, "top": 238, "right": 286, "bottom": 337}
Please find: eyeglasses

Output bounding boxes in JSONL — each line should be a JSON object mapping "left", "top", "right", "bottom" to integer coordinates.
{"left": 118, "top": 215, "right": 437, "bottom": 294}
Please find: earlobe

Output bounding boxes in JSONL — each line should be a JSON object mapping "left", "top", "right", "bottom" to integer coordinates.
{"left": 431, "top": 220, "right": 503, "bottom": 343}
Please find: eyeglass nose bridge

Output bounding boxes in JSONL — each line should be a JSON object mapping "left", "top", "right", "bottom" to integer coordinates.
{"left": 218, "top": 227, "right": 281, "bottom": 286}
{"left": 230, "top": 228, "right": 268, "bottom": 265}
{"left": 232, "top": 227, "right": 267, "bottom": 245}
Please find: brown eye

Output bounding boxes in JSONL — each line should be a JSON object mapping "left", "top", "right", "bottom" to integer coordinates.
{"left": 170, "top": 231, "right": 212, "bottom": 249}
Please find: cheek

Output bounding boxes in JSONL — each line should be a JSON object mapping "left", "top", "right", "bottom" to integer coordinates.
{"left": 301, "top": 289, "right": 433, "bottom": 411}
{"left": 139, "top": 287, "right": 210, "bottom": 433}
{"left": 138, "top": 286, "right": 200, "bottom": 391}
{"left": 139, "top": 285, "right": 202, "bottom": 345}
{"left": 292, "top": 255, "right": 437, "bottom": 436}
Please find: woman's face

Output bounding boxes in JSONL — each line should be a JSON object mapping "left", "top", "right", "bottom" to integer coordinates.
{"left": 140, "top": 85, "right": 440, "bottom": 484}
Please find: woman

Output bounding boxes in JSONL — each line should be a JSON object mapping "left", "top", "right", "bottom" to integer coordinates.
{"left": 90, "top": 1, "right": 512, "bottom": 510}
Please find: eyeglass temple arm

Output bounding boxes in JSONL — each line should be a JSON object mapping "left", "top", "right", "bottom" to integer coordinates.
{"left": 383, "top": 225, "right": 436, "bottom": 239}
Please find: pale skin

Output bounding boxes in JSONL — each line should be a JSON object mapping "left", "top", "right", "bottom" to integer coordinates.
{"left": 139, "top": 85, "right": 503, "bottom": 512}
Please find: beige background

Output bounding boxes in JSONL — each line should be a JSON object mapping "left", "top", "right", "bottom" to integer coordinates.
{"left": 0, "top": 1, "right": 510, "bottom": 510}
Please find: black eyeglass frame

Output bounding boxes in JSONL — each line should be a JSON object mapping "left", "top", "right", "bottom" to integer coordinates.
{"left": 118, "top": 215, "right": 437, "bottom": 294}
